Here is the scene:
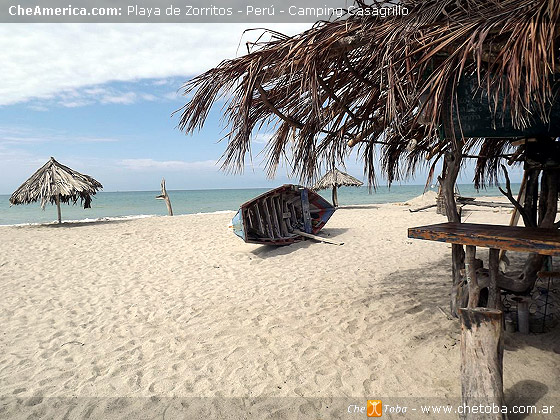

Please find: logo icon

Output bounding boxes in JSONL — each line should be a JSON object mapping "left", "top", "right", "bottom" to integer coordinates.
{"left": 367, "top": 400, "right": 382, "bottom": 417}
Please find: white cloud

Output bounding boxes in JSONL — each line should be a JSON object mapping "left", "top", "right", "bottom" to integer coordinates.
{"left": 141, "top": 93, "right": 158, "bottom": 101}
{"left": 0, "top": 126, "right": 120, "bottom": 144}
{"left": 100, "top": 92, "right": 137, "bottom": 105}
{"left": 119, "top": 158, "right": 217, "bottom": 171}
{"left": 163, "top": 91, "right": 183, "bottom": 101}
{"left": 251, "top": 132, "right": 274, "bottom": 144}
{"left": 152, "top": 79, "right": 171, "bottom": 86}
{"left": 60, "top": 99, "right": 93, "bottom": 108}
{"left": 27, "top": 104, "right": 49, "bottom": 112}
{"left": 0, "top": 23, "right": 311, "bottom": 107}
{"left": 42, "top": 85, "right": 165, "bottom": 107}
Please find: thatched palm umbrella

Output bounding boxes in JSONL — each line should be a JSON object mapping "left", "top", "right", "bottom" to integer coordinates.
{"left": 313, "top": 168, "right": 363, "bottom": 207}
{"left": 10, "top": 157, "right": 103, "bottom": 223}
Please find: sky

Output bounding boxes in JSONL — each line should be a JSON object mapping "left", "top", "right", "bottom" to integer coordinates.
{"left": 0, "top": 23, "right": 522, "bottom": 194}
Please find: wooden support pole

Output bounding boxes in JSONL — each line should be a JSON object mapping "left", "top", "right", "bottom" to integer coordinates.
{"left": 55, "top": 194, "right": 62, "bottom": 224}
{"left": 465, "top": 245, "right": 480, "bottom": 308}
{"left": 332, "top": 185, "right": 339, "bottom": 207}
{"left": 459, "top": 308, "right": 506, "bottom": 420}
{"left": 155, "top": 178, "right": 173, "bottom": 216}
{"left": 515, "top": 298, "right": 530, "bottom": 334}
{"left": 499, "top": 171, "right": 527, "bottom": 264}
{"left": 488, "top": 248, "right": 500, "bottom": 309}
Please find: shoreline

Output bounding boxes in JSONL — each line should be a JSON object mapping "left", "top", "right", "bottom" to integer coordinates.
{"left": 0, "top": 185, "right": 517, "bottom": 226}
{"left": 0, "top": 191, "right": 515, "bottom": 227}
{"left": 0, "top": 210, "right": 238, "bottom": 228}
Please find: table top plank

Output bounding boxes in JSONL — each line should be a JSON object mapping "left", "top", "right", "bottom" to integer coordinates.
{"left": 408, "top": 222, "right": 560, "bottom": 256}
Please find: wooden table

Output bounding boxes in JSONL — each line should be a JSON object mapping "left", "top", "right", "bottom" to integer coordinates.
{"left": 409, "top": 222, "right": 560, "bottom": 308}
{"left": 408, "top": 222, "right": 560, "bottom": 419}
{"left": 409, "top": 222, "right": 560, "bottom": 255}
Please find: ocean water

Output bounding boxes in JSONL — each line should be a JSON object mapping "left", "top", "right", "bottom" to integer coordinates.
{"left": 0, "top": 184, "right": 517, "bottom": 226}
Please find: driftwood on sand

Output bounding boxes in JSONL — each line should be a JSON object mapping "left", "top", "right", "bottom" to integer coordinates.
{"left": 156, "top": 178, "right": 173, "bottom": 216}
{"left": 457, "top": 197, "right": 514, "bottom": 209}
{"left": 409, "top": 204, "right": 437, "bottom": 213}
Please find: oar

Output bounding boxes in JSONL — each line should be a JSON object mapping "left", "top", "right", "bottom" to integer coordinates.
{"left": 293, "top": 230, "right": 344, "bottom": 245}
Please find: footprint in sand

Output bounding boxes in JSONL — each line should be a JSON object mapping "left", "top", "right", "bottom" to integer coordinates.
{"left": 23, "top": 396, "right": 43, "bottom": 407}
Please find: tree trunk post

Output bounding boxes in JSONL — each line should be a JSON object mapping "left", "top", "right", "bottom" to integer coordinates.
{"left": 332, "top": 185, "right": 338, "bottom": 207}
{"left": 459, "top": 308, "right": 506, "bottom": 420}
{"left": 55, "top": 194, "right": 62, "bottom": 224}
{"left": 441, "top": 151, "right": 467, "bottom": 317}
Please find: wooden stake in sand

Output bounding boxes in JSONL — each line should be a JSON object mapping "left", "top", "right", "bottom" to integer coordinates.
{"left": 55, "top": 194, "right": 62, "bottom": 224}
{"left": 459, "top": 308, "right": 505, "bottom": 420}
{"left": 156, "top": 178, "right": 173, "bottom": 216}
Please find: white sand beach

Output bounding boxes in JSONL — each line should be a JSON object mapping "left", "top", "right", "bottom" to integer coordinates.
{"left": 0, "top": 199, "right": 558, "bottom": 419}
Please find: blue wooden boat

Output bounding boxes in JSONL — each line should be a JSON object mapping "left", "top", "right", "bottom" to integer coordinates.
{"left": 231, "top": 184, "right": 336, "bottom": 245}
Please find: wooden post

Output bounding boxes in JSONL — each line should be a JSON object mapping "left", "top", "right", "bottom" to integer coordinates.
{"left": 459, "top": 308, "right": 506, "bottom": 420}
{"left": 437, "top": 185, "right": 447, "bottom": 215}
{"left": 488, "top": 248, "right": 500, "bottom": 309}
{"left": 332, "top": 185, "right": 338, "bottom": 207}
{"left": 499, "top": 171, "right": 527, "bottom": 265}
{"left": 55, "top": 194, "right": 62, "bottom": 224}
{"left": 440, "top": 151, "right": 466, "bottom": 317}
{"left": 156, "top": 178, "right": 173, "bottom": 216}
{"left": 465, "top": 245, "right": 480, "bottom": 308}
{"left": 516, "top": 298, "right": 530, "bottom": 334}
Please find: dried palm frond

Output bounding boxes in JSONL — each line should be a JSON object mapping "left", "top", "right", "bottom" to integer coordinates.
{"left": 176, "top": 0, "right": 560, "bottom": 187}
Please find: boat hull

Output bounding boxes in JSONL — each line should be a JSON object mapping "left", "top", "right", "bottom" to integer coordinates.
{"left": 232, "top": 184, "right": 336, "bottom": 245}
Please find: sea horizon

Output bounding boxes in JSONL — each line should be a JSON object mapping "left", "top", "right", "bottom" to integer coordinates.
{"left": 0, "top": 183, "right": 519, "bottom": 227}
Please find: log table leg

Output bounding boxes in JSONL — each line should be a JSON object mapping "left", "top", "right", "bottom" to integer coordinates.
{"left": 459, "top": 308, "right": 506, "bottom": 420}
{"left": 465, "top": 245, "right": 480, "bottom": 308}
{"left": 488, "top": 248, "right": 500, "bottom": 309}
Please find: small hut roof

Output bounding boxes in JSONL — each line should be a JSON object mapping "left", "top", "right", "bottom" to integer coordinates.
{"left": 313, "top": 168, "right": 363, "bottom": 191}
{"left": 10, "top": 157, "right": 103, "bottom": 209}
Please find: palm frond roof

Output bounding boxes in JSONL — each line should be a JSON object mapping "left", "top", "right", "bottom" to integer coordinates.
{"left": 176, "top": 0, "right": 560, "bottom": 186}
{"left": 313, "top": 168, "right": 363, "bottom": 190}
{"left": 10, "top": 157, "right": 103, "bottom": 209}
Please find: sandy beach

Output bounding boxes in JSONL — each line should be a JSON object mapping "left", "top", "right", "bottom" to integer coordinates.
{"left": 1, "top": 198, "right": 558, "bottom": 419}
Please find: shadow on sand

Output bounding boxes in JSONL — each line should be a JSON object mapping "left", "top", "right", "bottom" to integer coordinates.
{"left": 381, "top": 257, "right": 558, "bottom": 413}
{"left": 250, "top": 227, "right": 349, "bottom": 257}
{"left": 24, "top": 218, "right": 137, "bottom": 229}
{"left": 381, "top": 252, "right": 560, "bottom": 353}
{"left": 505, "top": 380, "right": 549, "bottom": 420}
